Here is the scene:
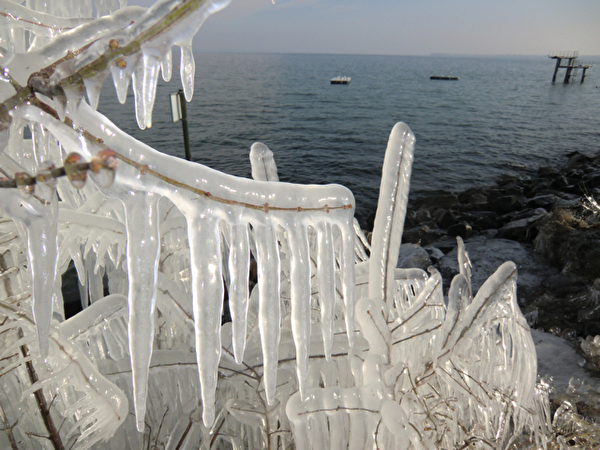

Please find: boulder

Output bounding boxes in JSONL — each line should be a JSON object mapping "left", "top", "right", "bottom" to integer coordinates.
{"left": 438, "top": 210, "right": 459, "bottom": 229}
{"left": 538, "top": 166, "right": 559, "bottom": 179}
{"left": 527, "top": 194, "right": 560, "bottom": 210}
{"left": 489, "top": 195, "right": 521, "bottom": 214}
{"left": 411, "top": 192, "right": 459, "bottom": 211}
{"left": 462, "top": 210, "right": 498, "bottom": 230}
{"left": 550, "top": 174, "right": 569, "bottom": 189}
{"left": 457, "top": 188, "right": 488, "bottom": 204}
{"left": 402, "top": 225, "right": 445, "bottom": 246}
{"left": 583, "top": 171, "right": 600, "bottom": 189}
{"left": 447, "top": 221, "right": 473, "bottom": 239}
{"left": 424, "top": 246, "right": 445, "bottom": 264}
{"left": 497, "top": 208, "right": 548, "bottom": 241}
{"left": 397, "top": 244, "right": 432, "bottom": 271}
{"left": 429, "top": 237, "right": 458, "bottom": 254}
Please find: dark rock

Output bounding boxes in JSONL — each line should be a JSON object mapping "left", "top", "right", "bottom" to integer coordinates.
{"left": 404, "top": 209, "right": 418, "bottom": 229}
{"left": 565, "top": 151, "right": 592, "bottom": 171}
{"left": 525, "top": 179, "right": 551, "bottom": 197}
{"left": 480, "top": 229, "right": 499, "bottom": 238}
{"left": 500, "top": 208, "right": 546, "bottom": 242}
{"left": 582, "top": 171, "right": 600, "bottom": 189}
{"left": 438, "top": 210, "right": 459, "bottom": 229}
{"left": 447, "top": 221, "right": 473, "bottom": 239}
{"left": 527, "top": 194, "right": 560, "bottom": 209}
{"left": 412, "top": 193, "right": 459, "bottom": 211}
{"left": 538, "top": 166, "right": 559, "bottom": 179}
{"left": 415, "top": 208, "right": 432, "bottom": 223}
{"left": 512, "top": 207, "right": 548, "bottom": 222}
{"left": 566, "top": 169, "right": 584, "bottom": 185}
{"left": 402, "top": 225, "right": 445, "bottom": 246}
{"left": 429, "top": 237, "right": 458, "bottom": 254}
{"left": 551, "top": 174, "right": 569, "bottom": 190}
{"left": 458, "top": 188, "right": 488, "bottom": 204}
{"left": 423, "top": 246, "right": 445, "bottom": 264}
{"left": 562, "top": 184, "right": 585, "bottom": 196}
{"left": 490, "top": 195, "right": 520, "bottom": 214}
{"left": 495, "top": 210, "right": 519, "bottom": 227}
{"left": 541, "top": 273, "right": 589, "bottom": 297}
{"left": 486, "top": 189, "right": 504, "bottom": 203}
{"left": 397, "top": 244, "right": 432, "bottom": 271}
{"left": 454, "top": 202, "right": 488, "bottom": 213}
{"left": 504, "top": 184, "right": 524, "bottom": 196}
{"left": 463, "top": 210, "right": 498, "bottom": 230}
{"left": 534, "top": 211, "right": 600, "bottom": 279}
{"left": 497, "top": 218, "right": 533, "bottom": 241}
{"left": 585, "top": 322, "right": 600, "bottom": 337}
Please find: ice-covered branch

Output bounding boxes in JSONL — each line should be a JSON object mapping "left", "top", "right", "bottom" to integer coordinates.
{"left": 368, "top": 122, "right": 415, "bottom": 317}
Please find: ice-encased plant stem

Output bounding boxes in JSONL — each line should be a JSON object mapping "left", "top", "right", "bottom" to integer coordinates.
{"left": 0, "top": 0, "right": 554, "bottom": 448}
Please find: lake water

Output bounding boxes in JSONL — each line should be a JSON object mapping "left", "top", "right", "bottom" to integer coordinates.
{"left": 98, "top": 53, "right": 600, "bottom": 227}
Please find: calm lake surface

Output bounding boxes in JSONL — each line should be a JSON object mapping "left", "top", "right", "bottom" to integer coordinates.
{"left": 98, "top": 53, "right": 600, "bottom": 226}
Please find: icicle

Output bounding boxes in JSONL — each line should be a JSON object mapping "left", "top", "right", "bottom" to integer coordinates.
{"left": 436, "top": 273, "right": 469, "bottom": 358}
{"left": 83, "top": 72, "right": 108, "bottom": 111}
{"left": 186, "top": 212, "right": 224, "bottom": 427}
{"left": 286, "top": 222, "right": 311, "bottom": 399}
{"left": 161, "top": 47, "right": 173, "bottom": 82}
{"left": 456, "top": 236, "right": 472, "bottom": 299}
{"left": 131, "top": 51, "right": 160, "bottom": 129}
{"left": 111, "top": 64, "right": 131, "bottom": 104}
{"left": 316, "top": 220, "right": 335, "bottom": 359}
{"left": 121, "top": 191, "right": 161, "bottom": 432}
{"left": 368, "top": 122, "right": 415, "bottom": 316}
{"left": 27, "top": 202, "right": 58, "bottom": 356}
{"left": 227, "top": 222, "right": 250, "bottom": 364}
{"left": 179, "top": 42, "right": 195, "bottom": 102}
{"left": 0, "top": 189, "right": 58, "bottom": 357}
{"left": 253, "top": 222, "right": 281, "bottom": 405}
{"left": 340, "top": 223, "right": 355, "bottom": 345}
{"left": 250, "top": 142, "right": 279, "bottom": 182}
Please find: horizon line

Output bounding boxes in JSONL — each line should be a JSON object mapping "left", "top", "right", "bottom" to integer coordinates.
{"left": 189, "top": 50, "right": 600, "bottom": 59}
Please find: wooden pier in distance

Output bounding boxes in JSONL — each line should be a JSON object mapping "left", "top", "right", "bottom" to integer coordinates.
{"left": 549, "top": 51, "right": 593, "bottom": 83}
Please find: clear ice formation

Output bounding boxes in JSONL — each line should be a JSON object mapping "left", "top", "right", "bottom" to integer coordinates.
{"left": 0, "top": 0, "right": 553, "bottom": 448}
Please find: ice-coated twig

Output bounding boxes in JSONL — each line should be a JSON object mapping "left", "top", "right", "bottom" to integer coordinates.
{"left": 368, "top": 122, "right": 415, "bottom": 317}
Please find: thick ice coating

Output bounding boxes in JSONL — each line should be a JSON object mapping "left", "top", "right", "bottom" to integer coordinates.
{"left": 368, "top": 122, "right": 415, "bottom": 317}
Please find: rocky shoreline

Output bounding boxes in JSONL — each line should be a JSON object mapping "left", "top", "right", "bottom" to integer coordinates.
{"left": 385, "top": 150, "right": 600, "bottom": 339}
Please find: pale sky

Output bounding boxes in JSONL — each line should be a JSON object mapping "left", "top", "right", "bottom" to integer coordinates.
{"left": 129, "top": 0, "right": 600, "bottom": 56}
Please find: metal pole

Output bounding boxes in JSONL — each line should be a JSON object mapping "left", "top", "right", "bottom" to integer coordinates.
{"left": 552, "top": 57, "right": 561, "bottom": 83}
{"left": 179, "top": 89, "right": 191, "bottom": 161}
{"left": 564, "top": 66, "right": 573, "bottom": 84}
